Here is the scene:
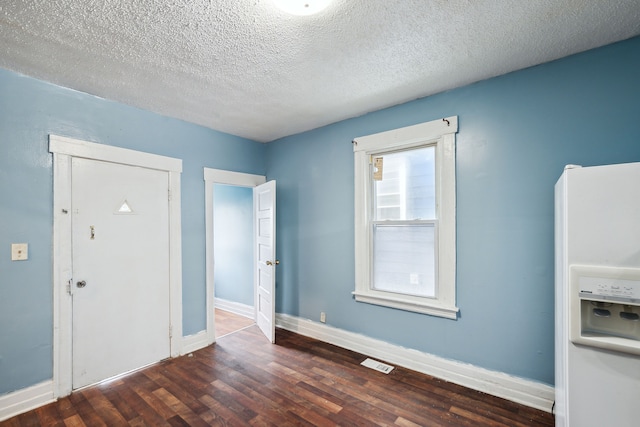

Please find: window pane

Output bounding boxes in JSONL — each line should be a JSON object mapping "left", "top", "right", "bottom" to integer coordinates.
{"left": 372, "top": 224, "right": 435, "bottom": 297}
{"left": 373, "top": 146, "right": 435, "bottom": 221}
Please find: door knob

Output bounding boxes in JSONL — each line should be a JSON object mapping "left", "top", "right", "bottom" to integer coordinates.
{"left": 76, "top": 280, "right": 87, "bottom": 288}
{"left": 266, "top": 260, "right": 280, "bottom": 266}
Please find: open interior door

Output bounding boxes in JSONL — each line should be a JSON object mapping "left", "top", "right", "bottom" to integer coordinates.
{"left": 255, "top": 180, "right": 277, "bottom": 342}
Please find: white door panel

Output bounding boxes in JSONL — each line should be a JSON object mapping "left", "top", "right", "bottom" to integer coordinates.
{"left": 255, "top": 180, "right": 276, "bottom": 343}
{"left": 71, "top": 158, "right": 171, "bottom": 389}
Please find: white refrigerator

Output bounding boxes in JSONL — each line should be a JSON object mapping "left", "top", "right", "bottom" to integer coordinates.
{"left": 555, "top": 163, "right": 640, "bottom": 426}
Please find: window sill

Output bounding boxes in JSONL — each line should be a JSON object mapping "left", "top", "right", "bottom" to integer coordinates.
{"left": 353, "top": 290, "right": 459, "bottom": 320}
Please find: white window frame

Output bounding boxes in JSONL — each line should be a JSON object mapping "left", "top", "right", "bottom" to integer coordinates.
{"left": 353, "top": 116, "right": 459, "bottom": 319}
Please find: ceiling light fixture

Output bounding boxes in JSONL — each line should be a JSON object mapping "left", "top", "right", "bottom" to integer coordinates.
{"left": 273, "top": 0, "right": 331, "bottom": 16}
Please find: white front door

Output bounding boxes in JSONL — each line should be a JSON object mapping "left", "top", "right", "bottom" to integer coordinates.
{"left": 71, "top": 157, "right": 171, "bottom": 389}
{"left": 254, "top": 180, "right": 276, "bottom": 343}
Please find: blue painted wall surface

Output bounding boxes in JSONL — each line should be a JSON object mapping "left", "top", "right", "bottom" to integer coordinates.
{"left": 266, "top": 36, "right": 640, "bottom": 386}
{"left": 213, "top": 184, "right": 254, "bottom": 306}
{"left": 2, "top": 35, "right": 640, "bottom": 398}
{"left": 0, "top": 69, "right": 265, "bottom": 395}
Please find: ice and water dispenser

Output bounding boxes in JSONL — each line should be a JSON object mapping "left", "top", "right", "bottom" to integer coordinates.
{"left": 570, "top": 265, "right": 640, "bottom": 355}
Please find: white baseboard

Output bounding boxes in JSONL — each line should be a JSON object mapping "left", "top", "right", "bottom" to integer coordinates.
{"left": 0, "top": 381, "right": 55, "bottom": 422}
{"left": 275, "top": 313, "right": 554, "bottom": 413}
{"left": 181, "top": 330, "right": 213, "bottom": 355}
{"left": 181, "top": 300, "right": 254, "bottom": 356}
{"left": 215, "top": 298, "right": 254, "bottom": 319}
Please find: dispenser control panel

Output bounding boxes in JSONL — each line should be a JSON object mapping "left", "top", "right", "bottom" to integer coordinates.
{"left": 579, "top": 275, "right": 640, "bottom": 304}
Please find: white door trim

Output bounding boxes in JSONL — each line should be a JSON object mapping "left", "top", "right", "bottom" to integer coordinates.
{"left": 50, "top": 135, "right": 183, "bottom": 398}
{"left": 204, "top": 168, "right": 266, "bottom": 345}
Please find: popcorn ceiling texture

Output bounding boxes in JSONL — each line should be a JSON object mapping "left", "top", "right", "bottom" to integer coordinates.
{"left": 1, "top": 0, "right": 639, "bottom": 142}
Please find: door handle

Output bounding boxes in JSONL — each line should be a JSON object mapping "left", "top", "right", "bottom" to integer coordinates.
{"left": 76, "top": 280, "right": 87, "bottom": 288}
{"left": 266, "top": 260, "right": 280, "bottom": 266}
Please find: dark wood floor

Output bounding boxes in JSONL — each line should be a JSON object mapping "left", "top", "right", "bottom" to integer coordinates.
{"left": 1, "top": 326, "right": 554, "bottom": 426}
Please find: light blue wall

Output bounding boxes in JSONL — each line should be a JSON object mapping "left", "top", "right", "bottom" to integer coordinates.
{"left": 0, "top": 69, "right": 265, "bottom": 395}
{"left": 266, "top": 36, "right": 640, "bottom": 386}
{"left": 2, "top": 34, "right": 640, "bottom": 398}
{"left": 213, "top": 184, "right": 254, "bottom": 306}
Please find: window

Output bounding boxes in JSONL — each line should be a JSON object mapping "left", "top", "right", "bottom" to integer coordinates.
{"left": 353, "top": 117, "right": 458, "bottom": 319}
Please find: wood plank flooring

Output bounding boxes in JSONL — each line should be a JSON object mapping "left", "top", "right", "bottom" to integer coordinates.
{"left": 215, "top": 309, "right": 255, "bottom": 338}
{"left": 1, "top": 326, "right": 554, "bottom": 426}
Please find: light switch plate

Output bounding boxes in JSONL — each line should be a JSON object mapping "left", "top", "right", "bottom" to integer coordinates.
{"left": 11, "top": 243, "right": 28, "bottom": 261}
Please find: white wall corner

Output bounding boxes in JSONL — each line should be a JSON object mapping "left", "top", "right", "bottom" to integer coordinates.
{"left": 181, "top": 330, "right": 213, "bottom": 355}
{"left": 275, "top": 313, "right": 554, "bottom": 413}
{"left": 0, "top": 381, "right": 55, "bottom": 422}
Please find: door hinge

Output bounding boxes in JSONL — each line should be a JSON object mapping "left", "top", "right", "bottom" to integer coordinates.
{"left": 66, "top": 279, "right": 72, "bottom": 295}
{"left": 168, "top": 189, "right": 172, "bottom": 202}
{"left": 169, "top": 324, "right": 173, "bottom": 338}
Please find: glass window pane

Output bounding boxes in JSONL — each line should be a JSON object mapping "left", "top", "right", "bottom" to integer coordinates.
{"left": 372, "top": 224, "right": 435, "bottom": 297}
{"left": 373, "top": 146, "right": 435, "bottom": 221}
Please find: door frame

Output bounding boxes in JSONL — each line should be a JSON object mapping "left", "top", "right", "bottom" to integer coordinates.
{"left": 50, "top": 135, "right": 183, "bottom": 398}
{"left": 203, "top": 168, "right": 266, "bottom": 344}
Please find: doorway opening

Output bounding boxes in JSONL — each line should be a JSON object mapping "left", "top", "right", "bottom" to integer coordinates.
{"left": 213, "top": 183, "right": 255, "bottom": 338}
{"left": 204, "top": 168, "right": 276, "bottom": 343}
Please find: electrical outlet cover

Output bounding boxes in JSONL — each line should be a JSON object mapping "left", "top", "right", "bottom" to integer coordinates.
{"left": 11, "top": 243, "right": 28, "bottom": 261}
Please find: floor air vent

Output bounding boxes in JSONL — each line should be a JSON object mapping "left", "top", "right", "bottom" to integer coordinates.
{"left": 361, "top": 358, "right": 394, "bottom": 374}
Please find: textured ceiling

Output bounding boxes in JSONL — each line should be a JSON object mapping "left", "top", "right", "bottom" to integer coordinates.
{"left": 1, "top": 0, "right": 639, "bottom": 142}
